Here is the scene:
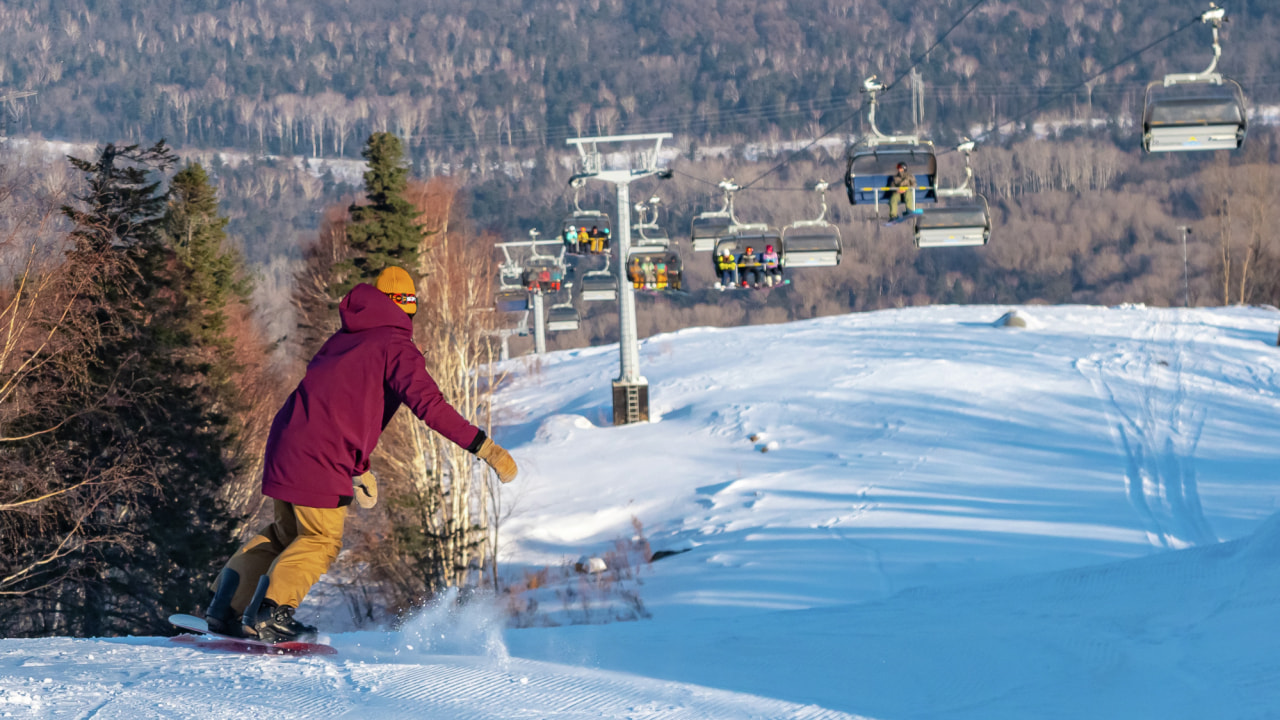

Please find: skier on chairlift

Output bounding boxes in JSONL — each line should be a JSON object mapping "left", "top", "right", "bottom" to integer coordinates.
{"left": 737, "top": 246, "right": 764, "bottom": 288}
{"left": 640, "top": 256, "right": 657, "bottom": 290}
{"left": 762, "top": 244, "right": 782, "bottom": 287}
{"left": 716, "top": 247, "right": 738, "bottom": 288}
{"left": 889, "top": 162, "right": 918, "bottom": 222}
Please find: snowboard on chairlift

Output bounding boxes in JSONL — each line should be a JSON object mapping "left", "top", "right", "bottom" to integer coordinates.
{"left": 715, "top": 279, "right": 790, "bottom": 291}
{"left": 882, "top": 209, "right": 923, "bottom": 227}
{"left": 168, "top": 613, "right": 337, "bottom": 656}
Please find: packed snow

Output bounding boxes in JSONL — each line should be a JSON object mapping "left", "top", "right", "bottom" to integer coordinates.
{"left": 3, "top": 304, "right": 1279, "bottom": 719}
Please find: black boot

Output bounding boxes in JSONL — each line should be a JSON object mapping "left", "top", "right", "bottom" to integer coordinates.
{"left": 204, "top": 569, "right": 247, "bottom": 638}
{"left": 253, "top": 601, "right": 318, "bottom": 643}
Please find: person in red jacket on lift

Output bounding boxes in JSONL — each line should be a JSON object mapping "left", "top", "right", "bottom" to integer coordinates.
{"left": 203, "top": 266, "right": 518, "bottom": 642}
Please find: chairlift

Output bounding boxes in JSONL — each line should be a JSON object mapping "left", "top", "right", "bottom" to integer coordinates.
{"left": 521, "top": 234, "right": 569, "bottom": 292}
{"left": 914, "top": 201, "right": 991, "bottom": 248}
{"left": 495, "top": 243, "right": 530, "bottom": 311}
{"left": 546, "top": 303, "right": 581, "bottom": 332}
{"left": 625, "top": 250, "right": 684, "bottom": 292}
{"left": 713, "top": 226, "right": 782, "bottom": 263}
{"left": 580, "top": 256, "right": 619, "bottom": 302}
{"left": 495, "top": 289, "right": 530, "bottom": 313}
{"left": 913, "top": 141, "right": 992, "bottom": 249}
{"left": 1142, "top": 4, "right": 1246, "bottom": 153}
{"left": 561, "top": 179, "right": 612, "bottom": 254}
{"left": 690, "top": 181, "right": 737, "bottom": 252}
{"left": 843, "top": 76, "right": 938, "bottom": 211}
{"left": 781, "top": 181, "right": 842, "bottom": 267}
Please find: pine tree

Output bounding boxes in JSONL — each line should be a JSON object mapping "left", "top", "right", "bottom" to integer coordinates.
{"left": 336, "top": 132, "right": 425, "bottom": 294}
{"left": 164, "top": 163, "right": 251, "bottom": 391}
{"left": 20, "top": 142, "right": 244, "bottom": 636}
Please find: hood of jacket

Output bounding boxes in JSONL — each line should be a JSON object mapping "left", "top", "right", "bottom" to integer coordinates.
{"left": 340, "top": 283, "right": 414, "bottom": 334}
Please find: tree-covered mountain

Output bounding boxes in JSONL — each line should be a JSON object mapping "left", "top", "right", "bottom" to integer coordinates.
{"left": 3, "top": 0, "right": 1278, "bottom": 161}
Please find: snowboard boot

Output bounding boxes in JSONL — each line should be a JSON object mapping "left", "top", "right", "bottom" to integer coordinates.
{"left": 252, "top": 601, "right": 318, "bottom": 643}
{"left": 204, "top": 568, "right": 248, "bottom": 638}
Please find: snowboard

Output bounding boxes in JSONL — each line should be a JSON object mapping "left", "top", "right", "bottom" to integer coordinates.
{"left": 716, "top": 278, "right": 790, "bottom": 291}
{"left": 168, "top": 613, "right": 337, "bottom": 656}
{"left": 882, "top": 209, "right": 923, "bottom": 227}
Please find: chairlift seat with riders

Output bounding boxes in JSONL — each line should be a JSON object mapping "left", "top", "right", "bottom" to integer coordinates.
{"left": 713, "top": 226, "right": 782, "bottom": 261}
{"left": 626, "top": 250, "right": 684, "bottom": 292}
{"left": 1142, "top": 4, "right": 1246, "bottom": 153}
{"left": 842, "top": 77, "right": 938, "bottom": 211}
{"left": 562, "top": 177, "right": 612, "bottom": 255}
{"left": 844, "top": 142, "right": 938, "bottom": 207}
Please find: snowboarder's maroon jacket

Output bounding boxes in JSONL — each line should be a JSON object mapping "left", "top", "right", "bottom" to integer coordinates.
{"left": 262, "top": 283, "right": 483, "bottom": 508}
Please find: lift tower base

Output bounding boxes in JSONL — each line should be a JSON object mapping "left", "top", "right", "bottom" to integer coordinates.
{"left": 612, "top": 381, "right": 650, "bottom": 426}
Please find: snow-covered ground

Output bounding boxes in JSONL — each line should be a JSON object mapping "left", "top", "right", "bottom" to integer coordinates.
{"left": 3, "top": 304, "right": 1279, "bottom": 719}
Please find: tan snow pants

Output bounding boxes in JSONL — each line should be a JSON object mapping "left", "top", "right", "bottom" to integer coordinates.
{"left": 221, "top": 499, "right": 347, "bottom": 614}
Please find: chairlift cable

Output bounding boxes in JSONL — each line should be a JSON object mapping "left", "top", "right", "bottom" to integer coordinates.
{"left": 939, "top": 14, "right": 1202, "bottom": 158}
{"left": 738, "top": 0, "right": 993, "bottom": 191}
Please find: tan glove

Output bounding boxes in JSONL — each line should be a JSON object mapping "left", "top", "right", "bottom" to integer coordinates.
{"left": 477, "top": 437, "right": 518, "bottom": 483}
{"left": 353, "top": 471, "right": 378, "bottom": 509}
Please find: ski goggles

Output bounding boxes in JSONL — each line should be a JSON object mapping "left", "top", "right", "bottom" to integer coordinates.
{"left": 386, "top": 292, "right": 417, "bottom": 305}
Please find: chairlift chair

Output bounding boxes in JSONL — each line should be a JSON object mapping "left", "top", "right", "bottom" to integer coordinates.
{"left": 713, "top": 226, "right": 782, "bottom": 262}
{"left": 690, "top": 181, "right": 738, "bottom": 252}
{"left": 913, "top": 141, "right": 991, "bottom": 249}
{"left": 1142, "top": 4, "right": 1246, "bottom": 153}
{"left": 843, "top": 76, "right": 937, "bottom": 210}
{"left": 580, "top": 256, "right": 619, "bottom": 302}
{"left": 781, "top": 181, "right": 842, "bottom": 268}
{"left": 495, "top": 289, "right": 530, "bottom": 313}
{"left": 561, "top": 180, "right": 612, "bottom": 254}
{"left": 913, "top": 201, "right": 991, "bottom": 248}
{"left": 495, "top": 245, "right": 530, "bottom": 311}
{"left": 545, "top": 303, "right": 581, "bottom": 332}
{"left": 844, "top": 142, "right": 938, "bottom": 207}
{"left": 625, "top": 250, "right": 684, "bottom": 292}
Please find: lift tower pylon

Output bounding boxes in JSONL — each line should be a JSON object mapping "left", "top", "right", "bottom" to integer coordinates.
{"left": 566, "top": 133, "right": 673, "bottom": 426}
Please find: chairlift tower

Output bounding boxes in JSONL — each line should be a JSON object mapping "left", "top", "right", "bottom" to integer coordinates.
{"left": 566, "top": 133, "right": 673, "bottom": 426}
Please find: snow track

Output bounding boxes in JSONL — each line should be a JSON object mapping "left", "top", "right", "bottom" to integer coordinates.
{"left": 0, "top": 638, "right": 865, "bottom": 720}
{"left": 1078, "top": 311, "right": 1218, "bottom": 548}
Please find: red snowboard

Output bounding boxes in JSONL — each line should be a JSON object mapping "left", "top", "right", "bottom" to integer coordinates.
{"left": 169, "top": 614, "right": 337, "bottom": 656}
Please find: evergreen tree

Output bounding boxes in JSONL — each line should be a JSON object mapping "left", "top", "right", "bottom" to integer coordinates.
{"left": 26, "top": 142, "right": 242, "bottom": 636}
{"left": 164, "top": 162, "right": 252, "bottom": 391}
{"left": 337, "top": 132, "right": 425, "bottom": 294}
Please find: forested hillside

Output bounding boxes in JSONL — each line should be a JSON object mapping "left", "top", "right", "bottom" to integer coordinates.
{"left": 3, "top": 0, "right": 1279, "bottom": 160}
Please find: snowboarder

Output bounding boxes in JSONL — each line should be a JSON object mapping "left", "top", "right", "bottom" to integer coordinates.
{"left": 203, "top": 266, "right": 518, "bottom": 643}
{"left": 888, "top": 162, "right": 917, "bottom": 222}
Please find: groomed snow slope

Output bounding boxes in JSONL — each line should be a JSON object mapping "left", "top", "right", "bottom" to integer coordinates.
{"left": 2, "top": 304, "right": 1279, "bottom": 719}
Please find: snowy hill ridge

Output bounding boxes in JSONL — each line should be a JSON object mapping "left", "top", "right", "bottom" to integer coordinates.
{"left": 4, "top": 304, "right": 1280, "bottom": 719}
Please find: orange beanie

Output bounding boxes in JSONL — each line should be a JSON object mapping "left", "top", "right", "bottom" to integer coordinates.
{"left": 375, "top": 266, "right": 417, "bottom": 315}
